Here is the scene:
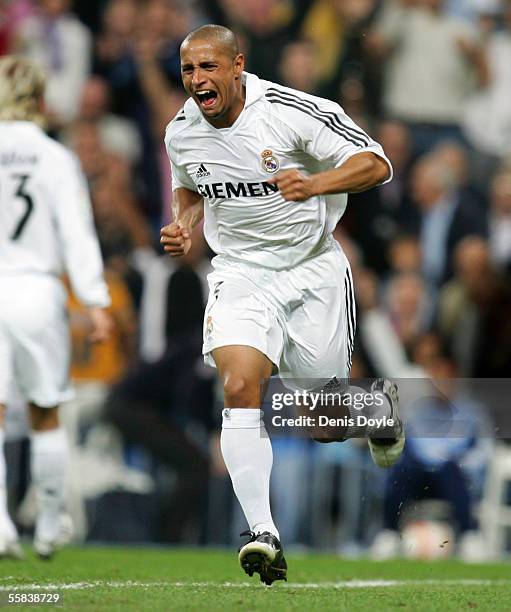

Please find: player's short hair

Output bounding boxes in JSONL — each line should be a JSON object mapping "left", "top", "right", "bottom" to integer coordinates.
{"left": 0, "top": 56, "right": 46, "bottom": 126}
{"left": 181, "top": 24, "right": 239, "bottom": 59}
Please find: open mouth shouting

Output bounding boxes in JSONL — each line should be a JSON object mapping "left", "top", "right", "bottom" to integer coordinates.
{"left": 195, "top": 89, "right": 218, "bottom": 110}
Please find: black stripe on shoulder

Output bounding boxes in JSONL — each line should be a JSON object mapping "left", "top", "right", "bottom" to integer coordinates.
{"left": 266, "top": 93, "right": 365, "bottom": 147}
{"left": 267, "top": 86, "right": 370, "bottom": 145}
{"left": 173, "top": 107, "right": 186, "bottom": 121}
{"left": 266, "top": 87, "right": 370, "bottom": 147}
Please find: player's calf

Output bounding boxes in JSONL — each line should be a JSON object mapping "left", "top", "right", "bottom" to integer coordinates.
{"left": 302, "top": 377, "right": 405, "bottom": 467}
{"left": 298, "top": 377, "right": 350, "bottom": 442}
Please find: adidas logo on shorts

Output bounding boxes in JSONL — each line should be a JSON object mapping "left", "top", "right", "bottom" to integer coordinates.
{"left": 195, "top": 163, "right": 211, "bottom": 178}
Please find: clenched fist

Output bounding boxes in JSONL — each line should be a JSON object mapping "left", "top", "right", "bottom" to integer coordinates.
{"left": 160, "top": 222, "right": 192, "bottom": 257}
{"left": 268, "top": 169, "right": 317, "bottom": 202}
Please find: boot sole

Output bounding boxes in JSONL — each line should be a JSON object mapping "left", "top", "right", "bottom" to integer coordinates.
{"left": 239, "top": 545, "right": 287, "bottom": 585}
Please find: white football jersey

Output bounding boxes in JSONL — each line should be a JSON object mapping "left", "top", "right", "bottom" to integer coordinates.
{"left": 0, "top": 121, "right": 109, "bottom": 307}
{"left": 165, "top": 72, "right": 392, "bottom": 270}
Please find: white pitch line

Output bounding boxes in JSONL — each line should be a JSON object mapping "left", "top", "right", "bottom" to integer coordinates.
{"left": 0, "top": 579, "right": 509, "bottom": 591}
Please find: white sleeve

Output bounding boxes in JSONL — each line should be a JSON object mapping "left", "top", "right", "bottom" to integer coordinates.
{"left": 165, "top": 126, "right": 198, "bottom": 192}
{"left": 52, "top": 153, "right": 110, "bottom": 307}
{"left": 305, "top": 103, "right": 393, "bottom": 183}
{"left": 169, "top": 156, "right": 197, "bottom": 192}
{"left": 273, "top": 91, "right": 393, "bottom": 183}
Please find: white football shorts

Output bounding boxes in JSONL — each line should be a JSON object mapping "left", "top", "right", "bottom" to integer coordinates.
{"left": 0, "top": 275, "right": 73, "bottom": 408}
{"left": 203, "top": 241, "right": 356, "bottom": 388}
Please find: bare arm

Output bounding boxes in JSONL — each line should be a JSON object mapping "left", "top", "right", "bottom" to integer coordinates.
{"left": 135, "top": 37, "right": 185, "bottom": 138}
{"left": 160, "top": 187, "right": 204, "bottom": 256}
{"left": 269, "top": 152, "right": 390, "bottom": 202}
{"left": 457, "top": 37, "right": 490, "bottom": 88}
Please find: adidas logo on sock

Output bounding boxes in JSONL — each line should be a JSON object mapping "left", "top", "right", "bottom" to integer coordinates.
{"left": 196, "top": 163, "right": 211, "bottom": 178}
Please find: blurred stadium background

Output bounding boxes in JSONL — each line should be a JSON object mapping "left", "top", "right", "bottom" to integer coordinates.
{"left": 1, "top": 0, "right": 511, "bottom": 562}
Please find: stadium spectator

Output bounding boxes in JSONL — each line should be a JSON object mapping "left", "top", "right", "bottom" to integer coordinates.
{"left": 368, "top": 0, "right": 489, "bottom": 154}
{"left": 410, "top": 153, "right": 487, "bottom": 286}
{"left": 15, "top": 0, "right": 92, "bottom": 126}
{"left": 371, "top": 352, "right": 492, "bottom": 560}
{"left": 433, "top": 140, "right": 488, "bottom": 210}
{"left": 132, "top": 27, "right": 187, "bottom": 224}
{"left": 133, "top": 31, "right": 186, "bottom": 139}
{"left": 94, "top": 0, "right": 194, "bottom": 223}
{"left": 136, "top": 226, "right": 211, "bottom": 362}
{"left": 278, "top": 39, "right": 320, "bottom": 95}
{"left": 67, "top": 119, "right": 106, "bottom": 183}
{"left": 437, "top": 236, "right": 511, "bottom": 377}
{"left": 0, "top": 0, "right": 34, "bottom": 55}
{"left": 345, "top": 121, "right": 415, "bottom": 274}
{"left": 463, "top": 0, "right": 511, "bottom": 175}
{"left": 376, "top": 121, "right": 414, "bottom": 221}
{"left": 68, "top": 121, "right": 152, "bottom": 253}
{"left": 94, "top": 0, "right": 138, "bottom": 73}
{"left": 488, "top": 170, "right": 511, "bottom": 273}
{"left": 301, "top": 0, "right": 380, "bottom": 107}
{"left": 66, "top": 118, "right": 151, "bottom": 312}
{"left": 105, "top": 228, "right": 215, "bottom": 543}
{"left": 72, "top": 75, "right": 142, "bottom": 164}
{"left": 355, "top": 267, "right": 425, "bottom": 377}
{"left": 91, "top": 175, "right": 151, "bottom": 309}
{"left": 387, "top": 234, "right": 422, "bottom": 276}
{"left": 208, "top": 0, "right": 315, "bottom": 83}
{"left": 384, "top": 272, "right": 432, "bottom": 355}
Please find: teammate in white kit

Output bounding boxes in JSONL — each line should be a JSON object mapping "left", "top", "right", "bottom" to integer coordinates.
{"left": 0, "top": 57, "right": 112, "bottom": 559}
{"left": 161, "top": 25, "right": 405, "bottom": 584}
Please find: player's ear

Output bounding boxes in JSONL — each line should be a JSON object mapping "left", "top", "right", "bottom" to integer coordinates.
{"left": 234, "top": 53, "right": 244, "bottom": 79}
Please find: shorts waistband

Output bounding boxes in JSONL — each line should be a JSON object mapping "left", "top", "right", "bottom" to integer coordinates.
{"left": 212, "top": 236, "right": 337, "bottom": 274}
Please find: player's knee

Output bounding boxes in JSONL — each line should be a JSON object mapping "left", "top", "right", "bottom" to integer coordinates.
{"left": 223, "top": 375, "right": 259, "bottom": 407}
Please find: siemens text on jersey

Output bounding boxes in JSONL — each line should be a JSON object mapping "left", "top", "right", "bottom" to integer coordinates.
{"left": 196, "top": 180, "right": 279, "bottom": 199}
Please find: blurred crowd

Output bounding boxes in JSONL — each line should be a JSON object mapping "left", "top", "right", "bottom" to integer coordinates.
{"left": 1, "top": 0, "right": 511, "bottom": 554}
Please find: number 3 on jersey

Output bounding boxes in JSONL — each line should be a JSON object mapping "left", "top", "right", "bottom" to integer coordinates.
{"left": 9, "top": 174, "right": 34, "bottom": 240}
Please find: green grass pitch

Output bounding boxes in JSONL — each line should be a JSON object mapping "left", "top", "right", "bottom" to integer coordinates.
{"left": 1, "top": 546, "right": 510, "bottom": 611}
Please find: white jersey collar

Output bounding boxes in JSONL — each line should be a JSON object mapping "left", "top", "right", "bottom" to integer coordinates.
{"left": 242, "top": 71, "right": 264, "bottom": 107}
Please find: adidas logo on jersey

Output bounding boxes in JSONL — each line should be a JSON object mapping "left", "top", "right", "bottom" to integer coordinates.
{"left": 195, "top": 164, "right": 211, "bottom": 179}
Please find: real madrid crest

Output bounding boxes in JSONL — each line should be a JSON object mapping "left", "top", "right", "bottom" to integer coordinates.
{"left": 261, "top": 149, "right": 280, "bottom": 174}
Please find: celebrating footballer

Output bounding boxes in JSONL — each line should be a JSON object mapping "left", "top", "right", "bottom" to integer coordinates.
{"left": 161, "top": 24, "right": 404, "bottom": 585}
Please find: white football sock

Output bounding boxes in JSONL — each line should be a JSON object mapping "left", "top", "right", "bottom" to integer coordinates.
{"left": 0, "top": 428, "right": 18, "bottom": 541}
{"left": 221, "top": 408, "right": 279, "bottom": 539}
{"left": 30, "top": 428, "right": 68, "bottom": 542}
